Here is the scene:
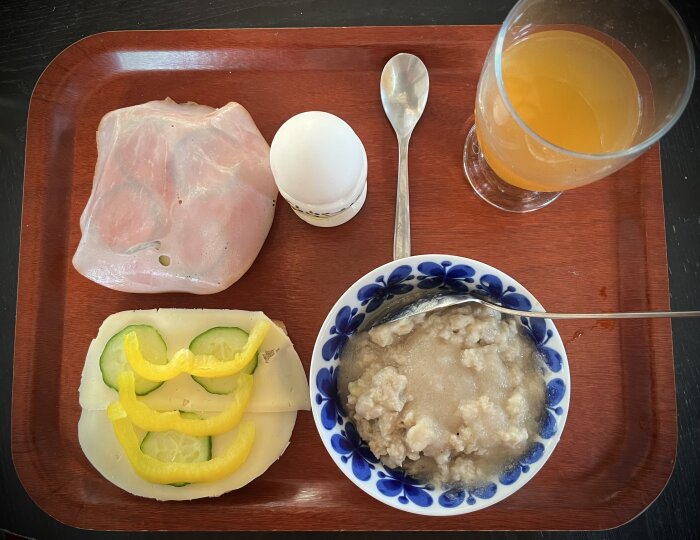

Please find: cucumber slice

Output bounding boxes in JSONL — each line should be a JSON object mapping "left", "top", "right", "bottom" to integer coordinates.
{"left": 190, "top": 327, "right": 258, "bottom": 395}
{"left": 100, "top": 325, "right": 168, "bottom": 396}
{"left": 140, "top": 411, "right": 211, "bottom": 487}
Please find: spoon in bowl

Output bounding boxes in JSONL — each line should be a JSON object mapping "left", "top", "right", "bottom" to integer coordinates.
{"left": 371, "top": 291, "right": 700, "bottom": 328}
{"left": 380, "top": 53, "right": 429, "bottom": 260}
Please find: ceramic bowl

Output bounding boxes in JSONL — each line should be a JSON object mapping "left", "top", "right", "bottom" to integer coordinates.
{"left": 310, "top": 254, "right": 570, "bottom": 516}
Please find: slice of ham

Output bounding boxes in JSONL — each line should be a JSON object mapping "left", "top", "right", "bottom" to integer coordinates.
{"left": 73, "top": 99, "right": 277, "bottom": 294}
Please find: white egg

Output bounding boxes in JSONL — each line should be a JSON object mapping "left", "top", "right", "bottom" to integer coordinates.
{"left": 270, "top": 111, "right": 367, "bottom": 227}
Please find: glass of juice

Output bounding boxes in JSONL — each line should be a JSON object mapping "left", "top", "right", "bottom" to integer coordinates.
{"left": 464, "top": 0, "right": 695, "bottom": 212}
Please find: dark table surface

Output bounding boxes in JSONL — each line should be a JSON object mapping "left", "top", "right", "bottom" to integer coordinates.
{"left": 1, "top": 1, "right": 698, "bottom": 539}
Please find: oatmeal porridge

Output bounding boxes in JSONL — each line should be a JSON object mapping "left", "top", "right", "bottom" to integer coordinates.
{"left": 338, "top": 303, "right": 546, "bottom": 487}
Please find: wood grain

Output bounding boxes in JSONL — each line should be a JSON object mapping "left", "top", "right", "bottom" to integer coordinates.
{"left": 11, "top": 26, "right": 675, "bottom": 531}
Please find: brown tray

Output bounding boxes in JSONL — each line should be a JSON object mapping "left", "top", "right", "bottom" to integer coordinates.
{"left": 12, "top": 26, "right": 675, "bottom": 531}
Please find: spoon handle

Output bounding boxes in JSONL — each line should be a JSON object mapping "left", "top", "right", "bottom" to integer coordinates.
{"left": 477, "top": 301, "right": 700, "bottom": 320}
{"left": 394, "top": 135, "right": 411, "bottom": 260}
{"left": 371, "top": 294, "right": 700, "bottom": 330}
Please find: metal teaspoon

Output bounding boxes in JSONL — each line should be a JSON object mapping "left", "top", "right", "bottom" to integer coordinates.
{"left": 370, "top": 291, "right": 700, "bottom": 328}
{"left": 380, "top": 53, "right": 429, "bottom": 260}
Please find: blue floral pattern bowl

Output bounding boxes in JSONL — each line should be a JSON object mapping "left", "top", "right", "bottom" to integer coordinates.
{"left": 310, "top": 255, "right": 570, "bottom": 516}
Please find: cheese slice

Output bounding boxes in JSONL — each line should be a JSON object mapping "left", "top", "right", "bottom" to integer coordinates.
{"left": 78, "top": 409, "right": 297, "bottom": 500}
{"left": 79, "top": 309, "right": 310, "bottom": 412}
{"left": 78, "top": 309, "right": 309, "bottom": 500}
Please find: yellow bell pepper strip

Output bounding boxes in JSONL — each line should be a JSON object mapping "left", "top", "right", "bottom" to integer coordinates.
{"left": 124, "top": 319, "right": 270, "bottom": 382}
{"left": 117, "top": 371, "right": 253, "bottom": 436}
{"left": 107, "top": 401, "right": 256, "bottom": 484}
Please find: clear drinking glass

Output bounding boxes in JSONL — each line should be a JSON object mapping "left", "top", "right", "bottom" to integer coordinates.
{"left": 464, "top": 0, "right": 695, "bottom": 212}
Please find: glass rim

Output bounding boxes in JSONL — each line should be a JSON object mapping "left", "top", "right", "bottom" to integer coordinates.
{"left": 493, "top": 0, "right": 696, "bottom": 161}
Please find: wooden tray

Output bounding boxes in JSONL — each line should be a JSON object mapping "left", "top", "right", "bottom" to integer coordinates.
{"left": 12, "top": 26, "right": 675, "bottom": 531}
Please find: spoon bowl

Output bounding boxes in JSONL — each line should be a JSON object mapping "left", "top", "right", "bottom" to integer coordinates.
{"left": 381, "top": 53, "right": 429, "bottom": 138}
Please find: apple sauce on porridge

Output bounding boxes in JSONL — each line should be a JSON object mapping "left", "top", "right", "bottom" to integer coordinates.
{"left": 338, "top": 303, "right": 546, "bottom": 487}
